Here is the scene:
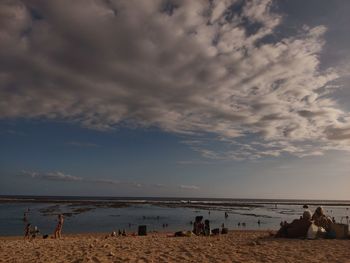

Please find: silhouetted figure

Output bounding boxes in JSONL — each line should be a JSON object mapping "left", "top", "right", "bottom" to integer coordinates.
{"left": 257, "top": 220, "right": 261, "bottom": 226}
{"left": 54, "top": 214, "right": 64, "bottom": 239}
{"left": 24, "top": 223, "right": 31, "bottom": 239}
{"left": 225, "top": 212, "right": 228, "bottom": 218}
{"left": 23, "top": 212, "right": 28, "bottom": 223}
{"left": 204, "top": 220, "right": 211, "bottom": 236}
{"left": 193, "top": 216, "right": 204, "bottom": 235}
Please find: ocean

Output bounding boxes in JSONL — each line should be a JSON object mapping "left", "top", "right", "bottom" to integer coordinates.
{"left": 0, "top": 196, "right": 349, "bottom": 236}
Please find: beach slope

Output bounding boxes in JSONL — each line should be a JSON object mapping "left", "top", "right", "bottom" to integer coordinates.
{"left": 0, "top": 231, "right": 349, "bottom": 263}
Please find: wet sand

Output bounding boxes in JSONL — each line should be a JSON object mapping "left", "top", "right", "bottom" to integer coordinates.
{"left": 1, "top": 231, "right": 349, "bottom": 263}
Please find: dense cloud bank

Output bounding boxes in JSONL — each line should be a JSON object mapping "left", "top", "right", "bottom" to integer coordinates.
{"left": 1, "top": 0, "right": 349, "bottom": 159}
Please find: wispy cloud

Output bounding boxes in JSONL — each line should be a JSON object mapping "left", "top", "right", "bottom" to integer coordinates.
{"left": 176, "top": 160, "right": 214, "bottom": 165}
{"left": 179, "top": 185, "right": 200, "bottom": 190}
{"left": 21, "top": 170, "right": 119, "bottom": 185}
{"left": 0, "top": 0, "right": 349, "bottom": 159}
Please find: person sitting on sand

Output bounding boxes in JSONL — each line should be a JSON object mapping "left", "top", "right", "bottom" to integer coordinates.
{"left": 276, "top": 210, "right": 312, "bottom": 238}
{"left": 312, "top": 206, "right": 333, "bottom": 232}
{"left": 31, "top": 226, "right": 40, "bottom": 239}
{"left": 54, "top": 214, "right": 64, "bottom": 239}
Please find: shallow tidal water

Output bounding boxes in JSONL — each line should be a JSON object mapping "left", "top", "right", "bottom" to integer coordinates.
{"left": 0, "top": 198, "right": 349, "bottom": 236}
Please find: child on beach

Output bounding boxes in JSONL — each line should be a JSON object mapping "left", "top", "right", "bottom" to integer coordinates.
{"left": 54, "top": 214, "right": 64, "bottom": 239}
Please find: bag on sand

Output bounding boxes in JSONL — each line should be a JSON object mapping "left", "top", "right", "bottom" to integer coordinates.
{"left": 212, "top": 228, "right": 220, "bottom": 235}
{"left": 221, "top": 228, "right": 228, "bottom": 234}
{"left": 330, "top": 224, "right": 349, "bottom": 239}
{"left": 138, "top": 225, "right": 147, "bottom": 236}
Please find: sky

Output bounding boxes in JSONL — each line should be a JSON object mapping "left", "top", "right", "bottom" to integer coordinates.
{"left": 0, "top": 0, "right": 350, "bottom": 199}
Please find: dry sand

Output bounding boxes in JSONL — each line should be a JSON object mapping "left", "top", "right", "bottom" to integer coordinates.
{"left": 0, "top": 231, "right": 349, "bottom": 263}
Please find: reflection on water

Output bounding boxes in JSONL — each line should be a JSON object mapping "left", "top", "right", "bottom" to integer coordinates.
{"left": 0, "top": 201, "right": 349, "bottom": 236}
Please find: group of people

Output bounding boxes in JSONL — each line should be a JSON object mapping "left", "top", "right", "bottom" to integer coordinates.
{"left": 24, "top": 212, "right": 64, "bottom": 240}
{"left": 192, "top": 216, "right": 211, "bottom": 236}
{"left": 192, "top": 216, "right": 229, "bottom": 236}
{"left": 276, "top": 206, "right": 335, "bottom": 239}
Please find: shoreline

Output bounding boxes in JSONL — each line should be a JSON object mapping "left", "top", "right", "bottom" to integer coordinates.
{"left": 1, "top": 196, "right": 350, "bottom": 207}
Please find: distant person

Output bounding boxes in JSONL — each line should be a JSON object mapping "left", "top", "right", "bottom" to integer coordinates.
{"left": 54, "top": 214, "right": 64, "bottom": 239}
{"left": 204, "top": 220, "right": 211, "bottom": 236}
{"left": 225, "top": 212, "right": 228, "bottom": 218}
{"left": 312, "top": 207, "right": 333, "bottom": 232}
{"left": 193, "top": 216, "right": 204, "bottom": 235}
{"left": 257, "top": 220, "right": 261, "bottom": 226}
{"left": 23, "top": 212, "right": 28, "bottom": 223}
{"left": 24, "top": 223, "right": 31, "bottom": 239}
{"left": 276, "top": 210, "right": 312, "bottom": 238}
{"left": 31, "top": 226, "right": 40, "bottom": 239}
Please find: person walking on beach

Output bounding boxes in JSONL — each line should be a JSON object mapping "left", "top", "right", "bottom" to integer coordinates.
{"left": 24, "top": 223, "right": 31, "bottom": 239}
{"left": 54, "top": 214, "right": 64, "bottom": 239}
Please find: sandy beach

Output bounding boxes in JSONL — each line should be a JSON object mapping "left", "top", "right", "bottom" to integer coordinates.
{"left": 1, "top": 231, "right": 349, "bottom": 263}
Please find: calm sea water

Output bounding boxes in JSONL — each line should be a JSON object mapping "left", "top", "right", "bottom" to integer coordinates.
{"left": 0, "top": 197, "right": 349, "bottom": 236}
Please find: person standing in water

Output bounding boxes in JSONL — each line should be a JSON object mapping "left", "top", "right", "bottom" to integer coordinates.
{"left": 54, "top": 214, "right": 64, "bottom": 239}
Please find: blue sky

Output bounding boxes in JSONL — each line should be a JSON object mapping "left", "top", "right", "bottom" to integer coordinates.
{"left": 1, "top": 0, "right": 350, "bottom": 199}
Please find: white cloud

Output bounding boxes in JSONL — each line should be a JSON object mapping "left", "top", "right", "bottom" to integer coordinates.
{"left": 1, "top": 0, "right": 349, "bottom": 159}
{"left": 22, "top": 171, "right": 82, "bottom": 182}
